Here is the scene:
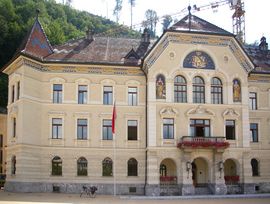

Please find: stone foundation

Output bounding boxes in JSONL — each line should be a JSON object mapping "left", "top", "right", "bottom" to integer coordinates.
{"left": 181, "top": 184, "right": 195, "bottom": 195}
{"left": 209, "top": 183, "right": 227, "bottom": 195}
{"left": 4, "top": 181, "right": 144, "bottom": 195}
{"left": 145, "top": 184, "right": 160, "bottom": 196}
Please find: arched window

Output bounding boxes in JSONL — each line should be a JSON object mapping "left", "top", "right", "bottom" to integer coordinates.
{"left": 159, "top": 164, "right": 167, "bottom": 176}
{"left": 52, "top": 156, "right": 62, "bottom": 176}
{"left": 251, "top": 158, "right": 259, "bottom": 176}
{"left": 233, "top": 79, "right": 241, "bottom": 102}
{"left": 11, "top": 155, "right": 16, "bottom": 175}
{"left": 211, "top": 77, "right": 223, "bottom": 104}
{"left": 77, "top": 157, "right": 88, "bottom": 176}
{"left": 156, "top": 74, "right": 166, "bottom": 99}
{"left": 193, "top": 76, "right": 205, "bottom": 103}
{"left": 174, "top": 75, "right": 187, "bottom": 103}
{"left": 127, "top": 158, "right": 138, "bottom": 176}
{"left": 102, "top": 157, "right": 113, "bottom": 176}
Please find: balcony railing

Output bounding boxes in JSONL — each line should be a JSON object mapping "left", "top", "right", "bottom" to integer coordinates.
{"left": 177, "top": 136, "right": 229, "bottom": 149}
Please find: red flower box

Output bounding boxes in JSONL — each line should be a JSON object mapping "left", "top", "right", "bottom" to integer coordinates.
{"left": 177, "top": 140, "right": 230, "bottom": 149}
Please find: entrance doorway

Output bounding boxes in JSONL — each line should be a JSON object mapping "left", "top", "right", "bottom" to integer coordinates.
{"left": 192, "top": 158, "right": 209, "bottom": 187}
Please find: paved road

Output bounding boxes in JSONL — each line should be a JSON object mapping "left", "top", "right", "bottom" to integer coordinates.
{"left": 0, "top": 191, "right": 270, "bottom": 204}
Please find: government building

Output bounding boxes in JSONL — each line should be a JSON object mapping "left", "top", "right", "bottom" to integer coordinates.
{"left": 1, "top": 12, "right": 270, "bottom": 196}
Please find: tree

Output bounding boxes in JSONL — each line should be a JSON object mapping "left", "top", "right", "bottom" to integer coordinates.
{"left": 129, "top": 0, "right": 135, "bottom": 29}
{"left": 113, "top": 0, "right": 122, "bottom": 23}
{"left": 142, "top": 9, "right": 158, "bottom": 37}
{"left": 162, "top": 15, "right": 172, "bottom": 31}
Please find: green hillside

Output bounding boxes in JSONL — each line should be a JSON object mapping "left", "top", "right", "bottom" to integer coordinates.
{"left": 0, "top": 0, "right": 140, "bottom": 108}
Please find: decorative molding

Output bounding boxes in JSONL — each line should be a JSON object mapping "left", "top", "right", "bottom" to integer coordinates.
{"left": 73, "top": 112, "right": 91, "bottom": 117}
{"left": 48, "top": 111, "right": 66, "bottom": 116}
{"left": 9, "top": 106, "right": 18, "bottom": 116}
{"left": 186, "top": 105, "right": 215, "bottom": 117}
{"left": 22, "top": 59, "right": 144, "bottom": 76}
{"left": 160, "top": 107, "right": 179, "bottom": 117}
{"left": 144, "top": 33, "right": 254, "bottom": 73}
{"left": 223, "top": 108, "right": 240, "bottom": 119}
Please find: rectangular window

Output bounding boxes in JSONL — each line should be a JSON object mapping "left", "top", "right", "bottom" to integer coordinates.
{"left": 78, "top": 85, "right": 87, "bottom": 104}
{"left": 0, "top": 150, "right": 2, "bottom": 166}
{"left": 11, "top": 85, "right": 15, "bottom": 103}
{"left": 103, "top": 119, "right": 112, "bottom": 140}
{"left": 17, "top": 81, "right": 20, "bottom": 100}
{"left": 77, "top": 119, "right": 88, "bottom": 140}
{"left": 53, "top": 84, "right": 62, "bottom": 103}
{"left": 163, "top": 118, "right": 174, "bottom": 139}
{"left": 52, "top": 118, "right": 62, "bottom": 139}
{"left": 128, "top": 120, "right": 137, "bottom": 140}
{"left": 249, "top": 92, "right": 257, "bottom": 110}
{"left": 13, "top": 118, "right": 16, "bottom": 138}
{"left": 103, "top": 86, "right": 113, "bottom": 105}
{"left": 190, "top": 119, "right": 210, "bottom": 137}
{"left": 128, "top": 87, "right": 137, "bottom": 106}
{"left": 226, "top": 120, "right": 235, "bottom": 140}
{"left": 0, "top": 134, "right": 3, "bottom": 147}
{"left": 250, "top": 123, "right": 258, "bottom": 142}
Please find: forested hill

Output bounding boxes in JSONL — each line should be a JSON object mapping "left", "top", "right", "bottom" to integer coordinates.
{"left": 0, "top": 0, "right": 140, "bottom": 108}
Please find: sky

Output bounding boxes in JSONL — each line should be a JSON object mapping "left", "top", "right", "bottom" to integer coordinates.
{"left": 58, "top": 0, "right": 268, "bottom": 44}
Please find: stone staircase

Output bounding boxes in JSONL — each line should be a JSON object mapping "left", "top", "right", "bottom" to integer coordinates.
{"left": 195, "top": 186, "right": 212, "bottom": 195}
{"left": 160, "top": 184, "right": 180, "bottom": 196}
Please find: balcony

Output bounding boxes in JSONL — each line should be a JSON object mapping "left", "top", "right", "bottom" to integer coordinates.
{"left": 177, "top": 136, "right": 229, "bottom": 149}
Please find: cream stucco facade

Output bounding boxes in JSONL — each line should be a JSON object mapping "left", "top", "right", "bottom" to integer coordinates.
{"left": 2, "top": 15, "right": 270, "bottom": 195}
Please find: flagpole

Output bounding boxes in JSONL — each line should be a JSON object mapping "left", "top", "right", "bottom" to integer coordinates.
{"left": 112, "top": 101, "right": 116, "bottom": 196}
{"left": 113, "top": 132, "right": 116, "bottom": 196}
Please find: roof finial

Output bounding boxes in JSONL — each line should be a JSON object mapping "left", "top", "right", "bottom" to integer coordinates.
{"left": 188, "top": 5, "right": 192, "bottom": 31}
{"left": 36, "top": 8, "right": 40, "bottom": 19}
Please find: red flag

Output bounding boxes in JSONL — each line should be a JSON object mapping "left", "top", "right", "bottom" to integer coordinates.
{"left": 112, "top": 101, "right": 116, "bottom": 134}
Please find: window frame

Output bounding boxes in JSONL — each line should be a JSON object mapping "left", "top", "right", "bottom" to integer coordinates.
{"left": 163, "top": 118, "right": 174, "bottom": 139}
{"left": 193, "top": 76, "right": 205, "bottom": 103}
{"left": 128, "top": 87, "right": 138, "bottom": 106}
{"left": 17, "top": 81, "right": 20, "bottom": 100}
{"left": 51, "top": 156, "right": 62, "bottom": 176}
{"left": 78, "top": 85, "right": 88, "bottom": 104}
{"left": 251, "top": 158, "right": 259, "bottom": 176}
{"left": 77, "top": 119, "right": 88, "bottom": 140}
{"left": 77, "top": 157, "right": 88, "bottom": 176}
{"left": 174, "top": 75, "right": 187, "bottom": 103}
{"left": 211, "top": 77, "right": 223, "bottom": 104}
{"left": 225, "top": 120, "right": 235, "bottom": 140}
{"left": 250, "top": 123, "right": 259, "bottom": 142}
{"left": 102, "top": 119, "right": 112, "bottom": 140}
{"left": 190, "top": 119, "right": 210, "bottom": 137}
{"left": 52, "top": 118, "right": 63, "bottom": 139}
{"left": 249, "top": 92, "right": 257, "bottom": 110}
{"left": 128, "top": 120, "right": 138, "bottom": 140}
{"left": 102, "top": 157, "right": 113, "bottom": 176}
{"left": 53, "top": 84, "right": 63, "bottom": 104}
{"left": 127, "top": 158, "right": 138, "bottom": 176}
{"left": 103, "top": 86, "right": 113, "bottom": 105}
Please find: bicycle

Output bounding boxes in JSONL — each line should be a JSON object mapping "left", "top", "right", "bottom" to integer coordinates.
{"left": 80, "top": 185, "right": 97, "bottom": 198}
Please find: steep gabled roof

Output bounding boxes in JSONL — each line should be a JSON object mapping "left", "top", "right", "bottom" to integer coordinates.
{"left": 19, "top": 18, "right": 53, "bottom": 59}
{"left": 170, "top": 14, "right": 233, "bottom": 36}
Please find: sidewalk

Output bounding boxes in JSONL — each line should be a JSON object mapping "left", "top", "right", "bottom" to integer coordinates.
{"left": 0, "top": 190, "right": 270, "bottom": 204}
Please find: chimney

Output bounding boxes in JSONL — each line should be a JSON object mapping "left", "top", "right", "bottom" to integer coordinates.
{"left": 86, "top": 29, "right": 94, "bottom": 41}
{"left": 259, "top": 36, "right": 268, "bottom": 51}
{"left": 141, "top": 28, "right": 150, "bottom": 43}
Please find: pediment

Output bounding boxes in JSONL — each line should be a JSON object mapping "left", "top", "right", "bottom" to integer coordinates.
{"left": 223, "top": 108, "right": 240, "bottom": 119}
{"left": 186, "top": 105, "right": 215, "bottom": 117}
{"left": 160, "top": 107, "right": 178, "bottom": 117}
{"left": 143, "top": 32, "right": 254, "bottom": 73}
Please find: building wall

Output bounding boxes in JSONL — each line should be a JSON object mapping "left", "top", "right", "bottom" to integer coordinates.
{"left": 3, "top": 32, "right": 270, "bottom": 195}
{"left": 0, "top": 113, "right": 7, "bottom": 174}
{"left": 4, "top": 58, "right": 147, "bottom": 194}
